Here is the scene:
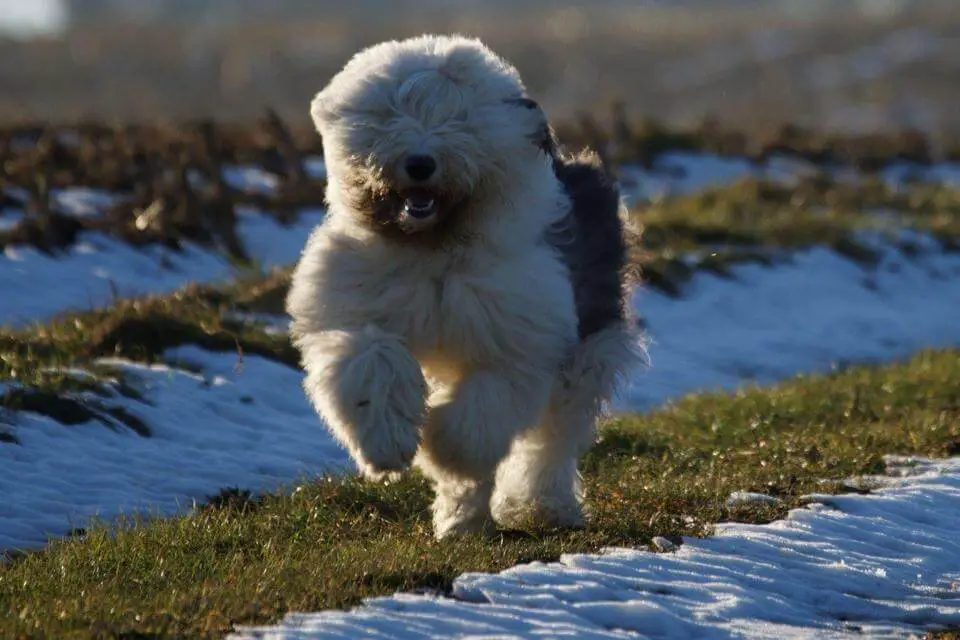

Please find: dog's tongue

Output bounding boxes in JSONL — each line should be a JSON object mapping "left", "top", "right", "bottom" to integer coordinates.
{"left": 403, "top": 188, "right": 436, "bottom": 219}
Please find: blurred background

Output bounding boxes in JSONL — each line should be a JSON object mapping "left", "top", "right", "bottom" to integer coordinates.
{"left": 1, "top": 0, "right": 958, "bottom": 136}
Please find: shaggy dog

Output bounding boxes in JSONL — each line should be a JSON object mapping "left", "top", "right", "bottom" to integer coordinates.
{"left": 286, "top": 34, "right": 645, "bottom": 539}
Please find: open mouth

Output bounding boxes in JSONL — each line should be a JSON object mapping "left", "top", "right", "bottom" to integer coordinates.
{"left": 402, "top": 187, "right": 437, "bottom": 220}
{"left": 397, "top": 187, "right": 441, "bottom": 233}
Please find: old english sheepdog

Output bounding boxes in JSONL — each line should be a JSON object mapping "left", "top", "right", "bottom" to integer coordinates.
{"left": 286, "top": 34, "right": 646, "bottom": 539}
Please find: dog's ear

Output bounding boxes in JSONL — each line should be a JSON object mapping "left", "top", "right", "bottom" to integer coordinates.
{"left": 504, "top": 96, "right": 558, "bottom": 158}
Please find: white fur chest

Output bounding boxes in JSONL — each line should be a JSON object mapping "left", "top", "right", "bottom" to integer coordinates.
{"left": 297, "top": 226, "right": 579, "bottom": 377}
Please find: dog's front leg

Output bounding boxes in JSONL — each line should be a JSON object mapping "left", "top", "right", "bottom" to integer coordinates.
{"left": 417, "top": 366, "right": 552, "bottom": 538}
{"left": 295, "top": 325, "right": 428, "bottom": 480}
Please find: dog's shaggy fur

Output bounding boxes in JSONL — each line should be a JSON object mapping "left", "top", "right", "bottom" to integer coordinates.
{"left": 287, "top": 34, "right": 646, "bottom": 538}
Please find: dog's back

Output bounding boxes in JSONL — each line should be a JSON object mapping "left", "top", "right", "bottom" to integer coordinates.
{"left": 546, "top": 151, "right": 630, "bottom": 341}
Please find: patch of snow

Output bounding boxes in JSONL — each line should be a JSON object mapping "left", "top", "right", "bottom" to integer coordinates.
{"left": 56, "top": 130, "right": 82, "bottom": 147}
{"left": 232, "top": 456, "right": 960, "bottom": 640}
{"left": 8, "top": 135, "right": 37, "bottom": 152}
{"left": 222, "top": 165, "right": 282, "bottom": 196}
{"left": 235, "top": 207, "right": 324, "bottom": 267}
{"left": 0, "top": 234, "right": 236, "bottom": 326}
{"left": 0, "top": 209, "right": 24, "bottom": 232}
{"left": 653, "top": 152, "right": 757, "bottom": 193}
{"left": 0, "top": 208, "right": 324, "bottom": 327}
{"left": 4, "top": 185, "right": 125, "bottom": 230}
{"left": 882, "top": 161, "right": 960, "bottom": 189}
{"left": 618, "top": 154, "right": 960, "bottom": 205}
{"left": 3, "top": 235, "right": 958, "bottom": 556}
{"left": 303, "top": 156, "right": 327, "bottom": 180}
{"left": 618, "top": 241, "right": 960, "bottom": 411}
{"left": 52, "top": 187, "right": 126, "bottom": 218}
{"left": 618, "top": 153, "right": 757, "bottom": 203}
{"left": 0, "top": 346, "right": 351, "bottom": 553}
{"left": 2, "top": 185, "right": 30, "bottom": 203}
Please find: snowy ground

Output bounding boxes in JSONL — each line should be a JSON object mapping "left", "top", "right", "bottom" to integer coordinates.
{"left": 0, "top": 347, "right": 352, "bottom": 551}
{"left": 2, "top": 234, "right": 959, "bottom": 553}
{"left": 618, "top": 152, "right": 960, "bottom": 204}
{"left": 232, "top": 456, "right": 960, "bottom": 640}
{"left": 0, "top": 206, "right": 324, "bottom": 327}
{"left": 620, "top": 231, "right": 960, "bottom": 411}
{"left": 2, "top": 151, "right": 959, "bottom": 635}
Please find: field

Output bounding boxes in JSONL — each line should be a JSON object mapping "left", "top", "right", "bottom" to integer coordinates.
{"left": 3, "top": 6, "right": 960, "bottom": 632}
{"left": 3, "top": 2, "right": 960, "bottom": 134}
{"left": 1, "top": 106, "right": 959, "bottom": 638}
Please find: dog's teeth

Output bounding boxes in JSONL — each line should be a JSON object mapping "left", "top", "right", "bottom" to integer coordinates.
{"left": 406, "top": 199, "right": 435, "bottom": 212}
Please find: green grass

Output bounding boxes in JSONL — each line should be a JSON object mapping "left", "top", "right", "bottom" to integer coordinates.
{"left": 1, "top": 348, "right": 957, "bottom": 639}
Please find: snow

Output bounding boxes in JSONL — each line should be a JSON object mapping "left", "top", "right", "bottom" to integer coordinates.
{"left": 2, "top": 186, "right": 125, "bottom": 232}
{"left": 1, "top": 236, "right": 958, "bottom": 555}
{"left": 52, "top": 187, "right": 127, "bottom": 218}
{"left": 617, "top": 233, "right": 960, "bottom": 411}
{"left": 233, "top": 456, "right": 960, "bottom": 639}
{"left": 619, "top": 153, "right": 757, "bottom": 203}
{"left": 222, "top": 166, "right": 282, "bottom": 196}
{"left": 304, "top": 156, "right": 327, "bottom": 180}
{"left": 0, "top": 208, "right": 324, "bottom": 327}
{"left": 1, "top": 236, "right": 234, "bottom": 326}
{"left": 617, "top": 154, "right": 960, "bottom": 205}
{"left": 0, "top": 211, "right": 22, "bottom": 232}
{"left": 882, "top": 161, "right": 960, "bottom": 189}
{"left": 0, "top": 346, "right": 351, "bottom": 552}
{"left": 1, "top": 163, "right": 322, "bottom": 326}
{"left": 2, "top": 154, "right": 959, "bottom": 634}
{"left": 235, "top": 207, "right": 324, "bottom": 267}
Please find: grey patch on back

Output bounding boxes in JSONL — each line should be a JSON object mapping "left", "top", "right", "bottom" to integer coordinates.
{"left": 545, "top": 150, "right": 630, "bottom": 340}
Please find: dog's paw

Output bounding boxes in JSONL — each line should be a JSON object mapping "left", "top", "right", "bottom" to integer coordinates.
{"left": 354, "top": 417, "right": 421, "bottom": 478}
{"left": 431, "top": 480, "right": 497, "bottom": 540}
{"left": 434, "top": 514, "right": 497, "bottom": 540}
{"left": 360, "top": 467, "right": 405, "bottom": 484}
{"left": 433, "top": 501, "right": 497, "bottom": 540}
{"left": 491, "top": 495, "right": 585, "bottom": 530}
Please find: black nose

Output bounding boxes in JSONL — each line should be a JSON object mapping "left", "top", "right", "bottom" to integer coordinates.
{"left": 405, "top": 155, "right": 437, "bottom": 182}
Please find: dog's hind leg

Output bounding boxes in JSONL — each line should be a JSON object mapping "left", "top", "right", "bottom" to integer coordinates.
{"left": 415, "top": 366, "right": 554, "bottom": 539}
{"left": 491, "top": 404, "right": 593, "bottom": 530}
{"left": 416, "top": 463, "right": 497, "bottom": 541}
{"left": 492, "top": 324, "right": 645, "bottom": 529}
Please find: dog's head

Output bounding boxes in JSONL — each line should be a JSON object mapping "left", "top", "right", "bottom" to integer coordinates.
{"left": 311, "top": 34, "right": 556, "bottom": 243}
